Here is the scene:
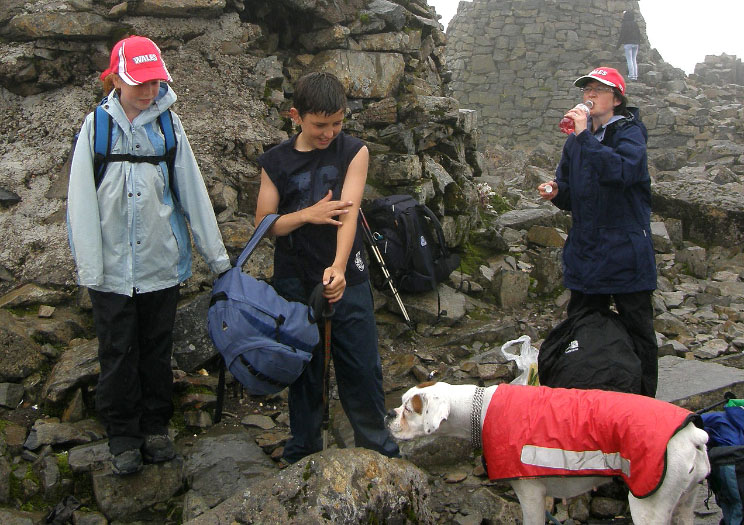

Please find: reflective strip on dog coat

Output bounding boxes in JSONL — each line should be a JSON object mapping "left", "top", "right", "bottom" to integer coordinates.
{"left": 481, "top": 384, "right": 693, "bottom": 498}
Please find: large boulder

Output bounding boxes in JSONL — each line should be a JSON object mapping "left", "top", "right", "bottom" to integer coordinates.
{"left": 187, "top": 447, "right": 433, "bottom": 524}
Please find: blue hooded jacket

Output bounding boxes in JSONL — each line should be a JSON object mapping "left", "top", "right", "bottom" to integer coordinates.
{"left": 552, "top": 107, "right": 656, "bottom": 294}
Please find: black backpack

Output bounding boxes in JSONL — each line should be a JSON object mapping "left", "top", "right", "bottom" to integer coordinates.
{"left": 362, "top": 195, "right": 460, "bottom": 293}
{"left": 538, "top": 307, "right": 642, "bottom": 394}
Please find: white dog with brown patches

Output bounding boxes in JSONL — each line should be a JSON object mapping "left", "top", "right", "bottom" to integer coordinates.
{"left": 386, "top": 381, "right": 710, "bottom": 525}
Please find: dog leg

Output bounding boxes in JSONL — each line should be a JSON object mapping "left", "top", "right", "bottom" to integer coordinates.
{"left": 511, "top": 479, "right": 548, "bottom": 525}
{"left": 669, "top": 483, "right": 700, "bottom": 525}
{"left": 628, "top": 423, "right": 710, "bottom": 524}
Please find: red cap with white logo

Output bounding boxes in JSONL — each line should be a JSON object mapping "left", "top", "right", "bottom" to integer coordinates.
{"left": 573, "top": 66, "right": 625, "bottom": 95}
{"left": 99, "top": 36, "right": 172, "bottom": 86}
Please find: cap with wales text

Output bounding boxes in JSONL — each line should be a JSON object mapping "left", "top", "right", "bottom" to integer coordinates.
{"left": 99, "top": 36, "right": 172, "bottom": 86}
{"left": 573, "top": 67, "right": 625, "bottom": 95}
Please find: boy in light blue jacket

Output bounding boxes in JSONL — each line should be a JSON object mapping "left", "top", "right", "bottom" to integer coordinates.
{"left": 67, "top": 35, "right": 230, "bottom": 475}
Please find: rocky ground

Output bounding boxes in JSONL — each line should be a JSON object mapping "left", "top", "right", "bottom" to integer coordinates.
{"left": 3, "top": 135, "right": 744, "bottom": 522}
{"left": 0, "top": 276, "right": 734, "bottom": 523}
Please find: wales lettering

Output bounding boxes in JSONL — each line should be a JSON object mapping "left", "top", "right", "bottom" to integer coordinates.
{"left": 132, "top": 54, "right": 158, "bottom": 64}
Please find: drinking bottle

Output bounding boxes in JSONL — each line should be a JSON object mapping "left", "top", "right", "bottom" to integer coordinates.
{"left": 559, "top": 100, "right": 593, "bottom": 134}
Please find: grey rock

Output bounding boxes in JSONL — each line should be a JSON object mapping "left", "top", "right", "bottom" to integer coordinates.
{"left": 172, "top": 293, "right": 215, "bottom": 373}
{"left": 182, "top": 426, "right": 276, "bottom": 508}
{"left": 0, "top": 383, "right": 24, "bottom": 408}
{"left": 694, "top": 338, "right": 731, "bottom": 359}
{"left": 654, "top": 312, "right": 689, "bottom": 337}
{"left": 0, "top": 188, "right": 21, "bottom": 208}
{"left": 367, "top": 0, "right": 407, "bottom": 31}
{"left": 0, "top": 454, "right": 10, "bottom": 503}
{"left": 0, "top": 321, "right": 46, "bottom": 382}
{"left": 298, "top": 24, "right": 349, "bottom": 52}
{"left": 71, "top": 510, "right": 108, "bottom": 525}
{"left": 68, "top": 440, "right": 111, "bottom": 473}
{"left": 183, "top": 410, "right": 212, "bottom": 429}
{"left": 6, "top": 11, "right": 121, "bottom": 40}
{"left": 61, "top": 388, "right": 85, "bottom": 423}
{"left": 23, "top": 418, "right": 105, "bottom": 451}
{"left": 0, "top": 283, "right": 68, "bottom": 309}
{"left": 369, "top": 153, "right": 422, "bottom": 186}
{"left": 497, "top": 208, "right": 563, "bottom": 231}
{"left": 490, "top": 268, "right": 529, "bottom": 309}
{"left": 92, "top": 456, "right": 184, "bottom": 521}
{"left": 465, "top": 487, "right": 522, "bottom": 524}
{"left": 400, "top": 284, "right": 467, "bottom": 326}
{"left": 182, "top": 489, "right": 210, "bottom": 522}
{"left": 34, "top": 454, "right": 61, "bottom": 500}
{"left": 311, "top": 49, "right": 406, "bottom": 99}
{"left": 240, "top": 414, "right": 275, "bottom": 430}
{"left": 131, "top": 0, "right": 226, "bottom": 18}
{"left": 236, "top": 448, "right": 432, "bottom": 524}
{"left": 0, "top": 508, "right": 45, "bottom": 524}
{"left": 676, "top": 245, "right": 708, "bottom": 279}
{"left": 42, "top": 339, "right": 99, "bottom": 403}
{"left": 526, "top": 225, "right": 566, "bottom": 248}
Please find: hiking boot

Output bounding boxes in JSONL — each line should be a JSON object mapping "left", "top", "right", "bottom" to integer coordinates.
{"left": 111, "top": 449, "right": 143, "bottom": 476}
{"left": 142, "top": 434, "right": 176, "bottom": 463}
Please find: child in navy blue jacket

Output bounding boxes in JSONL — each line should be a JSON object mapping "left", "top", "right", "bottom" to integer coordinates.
{"left": 538, "top": 67, "right": 657, "bottom": 397}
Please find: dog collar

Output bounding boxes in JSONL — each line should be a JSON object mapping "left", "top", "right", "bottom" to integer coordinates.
{"left": 471, "top": 386, "right": 484, "bottom": 448}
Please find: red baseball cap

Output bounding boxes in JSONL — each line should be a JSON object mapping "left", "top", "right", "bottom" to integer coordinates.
{"left": 574, "top": 66, "right": 625, "bottom": 95}
{"left": 99, "top": 36, "right": 172, "bottom": 86}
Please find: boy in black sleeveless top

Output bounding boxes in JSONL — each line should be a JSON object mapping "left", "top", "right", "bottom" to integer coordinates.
{"left": 256, "top": 72, "right": 399, "bottom": 463}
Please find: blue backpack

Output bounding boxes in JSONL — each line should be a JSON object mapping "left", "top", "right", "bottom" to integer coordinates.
{"left": 67, "top": 97, "right": 178, "bottom": 195}
{"left": 701, "top": 400, "right": 744, "bottom": 525}
{"left": 207, "top": 214, "right": 318, "bottom": 397}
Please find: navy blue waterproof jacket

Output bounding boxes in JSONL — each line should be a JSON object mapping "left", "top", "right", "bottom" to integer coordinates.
{"left": 552, "top": 107, "right": 656, "bottom": 294}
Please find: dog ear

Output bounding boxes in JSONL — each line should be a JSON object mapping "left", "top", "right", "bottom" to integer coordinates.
{"left": 421, "top": 392, "right": 450, "bottom": 435}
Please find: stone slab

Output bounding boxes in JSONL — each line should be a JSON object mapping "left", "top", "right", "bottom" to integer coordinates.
{"left": 656, "top": 355, "right": 744, "bottom": 411}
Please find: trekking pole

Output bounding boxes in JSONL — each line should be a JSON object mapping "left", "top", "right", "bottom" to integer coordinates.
{"left": 358, "top": 209, "right": 413, "bottom": 327}
{"left": 695, "top": 391, "right": 736, "bottom": 415}
{"left": 321, "top": 297, "right": 334, "bottom": 450}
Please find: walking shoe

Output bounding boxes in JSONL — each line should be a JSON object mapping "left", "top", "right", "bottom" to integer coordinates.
{"left": 142, "top": 434, "right": 176, "bottom": 463}
{"left": 111, "top": 448, "right": 143, "bottom": 476}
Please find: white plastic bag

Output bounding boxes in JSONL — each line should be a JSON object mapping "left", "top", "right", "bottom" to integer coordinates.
{"left": 500, "top": 335, "right": 540, "bottom": 386}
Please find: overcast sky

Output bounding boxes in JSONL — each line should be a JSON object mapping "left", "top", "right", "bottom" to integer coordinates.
{"left": 429, "top": 0, "right": 744, "bottom": 74}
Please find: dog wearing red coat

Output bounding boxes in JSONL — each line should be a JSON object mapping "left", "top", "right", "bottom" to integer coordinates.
{"left": 386, "top": 382, "right": 710, "bottom": 525}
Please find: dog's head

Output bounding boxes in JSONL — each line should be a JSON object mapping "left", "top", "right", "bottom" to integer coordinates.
{"left": 385, "top": 381, "right": 451, "bottom": 440}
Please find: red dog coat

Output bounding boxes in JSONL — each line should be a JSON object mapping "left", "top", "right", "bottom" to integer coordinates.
{"left": 481, "top": 384, "right": 694, "bottom": 497}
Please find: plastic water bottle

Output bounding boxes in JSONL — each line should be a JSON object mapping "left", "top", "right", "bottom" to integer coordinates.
{"left": 559, "top": 100, "right": 593, "bottom": 134}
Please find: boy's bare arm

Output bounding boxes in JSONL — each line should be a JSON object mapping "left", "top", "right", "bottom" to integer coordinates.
{"left": 323, "top": 146, "right": 368, "bottom": 302}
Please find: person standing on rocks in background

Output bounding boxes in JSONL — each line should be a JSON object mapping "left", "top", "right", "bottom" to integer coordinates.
{"left": 255, "top": 71, "right": 400, "bottom": 464}
{"left": 67, "top": 36, "right": 231, "bottom": 475}
{"left": 618, "top": 10, "right": 641, "bottom": 80}
{"left": 538, "top": 67, "right": 658, "bottom": 397}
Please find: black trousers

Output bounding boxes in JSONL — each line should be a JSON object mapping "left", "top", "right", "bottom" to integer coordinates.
{"left": 273, "top": 278, "right": 399, "bottom": 463}
{"left": 89, "top": 286, "right": 179, "bottom": 454}
{"left": 567, "top": 289, "right": 658, "bottom": 397}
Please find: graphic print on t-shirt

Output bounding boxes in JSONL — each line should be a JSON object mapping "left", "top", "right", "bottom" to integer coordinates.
{"left": 285, "top": 165, "right": 341, "bottom": 210}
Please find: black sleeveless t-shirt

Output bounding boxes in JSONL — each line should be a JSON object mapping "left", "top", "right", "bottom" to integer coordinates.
{"left": 258, "top": 131, "right": 370, "bottom": 286}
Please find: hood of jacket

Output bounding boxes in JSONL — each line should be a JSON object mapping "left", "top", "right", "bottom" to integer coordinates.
{"left": 105, "top": 82, "right": 176, "bottom": 131}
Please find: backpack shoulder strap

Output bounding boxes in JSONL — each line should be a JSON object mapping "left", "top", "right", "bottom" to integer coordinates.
{"left": 92, "top": 104, "right": 113, "bottom": 190}
{"left": 416, "top": 204, "right": 449, "bottom": 254}
{"left": 236, "top": 214, "right": 281, "bottom": 268}
{"left": 157, "top": 109, "right": 178, "bottom": 198}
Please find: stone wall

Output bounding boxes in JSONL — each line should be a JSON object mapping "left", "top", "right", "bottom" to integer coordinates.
{"left": 445, "top": 0, "right": 651, "bottom": 149}
{"left": 0, "top": 0, "right": 482, "bottom": 293}
{"left": 444, "top": 0, "right": 744, "bottom": 243}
